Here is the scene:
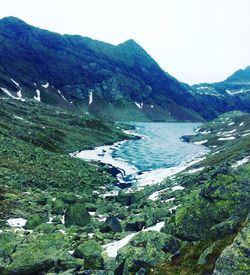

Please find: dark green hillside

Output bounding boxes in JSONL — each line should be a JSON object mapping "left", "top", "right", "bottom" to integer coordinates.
{"left": 191, "top": 66, "right": 250, "bottom": 117}
{"left": 0, "top": 16, "right": 205, "bottom": 121}
{"left": 0, "top": 97, "right": 249, "bottom": 274}
{"left": 0, "top": 97, "right": 129, "bottom": 214}
{"left": 150, "top": 112, "right": 250, "bottom": 274}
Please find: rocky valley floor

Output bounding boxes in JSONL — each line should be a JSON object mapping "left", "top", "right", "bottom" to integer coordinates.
{"left": 0, "top": 98, "right": 249, "bottom": 274}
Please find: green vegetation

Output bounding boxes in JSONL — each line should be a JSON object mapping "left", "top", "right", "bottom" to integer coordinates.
{"left": 0, "top": 101, "right": 249, "bottom": 274}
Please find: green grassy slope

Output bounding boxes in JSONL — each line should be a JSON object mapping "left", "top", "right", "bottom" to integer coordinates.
{"left": 0, "top": 108, "right": 249, "bottom": 274}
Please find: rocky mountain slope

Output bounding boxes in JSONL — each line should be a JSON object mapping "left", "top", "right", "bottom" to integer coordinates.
{"left": 191, "top": 66, "right": 250, "bottom": 118}
{"left": 1, "top": 16, "right": 249, "bottom": 122}
{"left": 0, "top": 16, "right": 206, "bottom": 122}
{"left": 0, "top": 97, "right": 249, "bottom": 274}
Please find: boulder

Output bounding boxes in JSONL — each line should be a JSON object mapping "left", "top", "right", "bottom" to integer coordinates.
{"left": 35, "top": 223, "right": 56, "bottom": 234}
{"left": 25, "top": 214, "right": 46, "bottom": 230}
{"left": 100, "top": 215, "right": 122, "bottom": 233}
{"left": 125, "top": 216, "right": 146, "bottom": 232}
{"left": 60, "top": 193, "right": 78, "bottom": 204}
{"left": 64, "top": 204, "right": 90, "bottom": 227}
{"left": 74, "top": 240, "right": 104, "bottom": 269}
{"left": 116, "top": 231, "right": 180, "bottom": 273}
{"left": 3, "top": 233, "right": 81, "bottom": 274}
{"left": 213, "top": 215, "right": 250, "bottom": 274}
{"left": 52, "top": 199, "right": 65, "bottom": 215}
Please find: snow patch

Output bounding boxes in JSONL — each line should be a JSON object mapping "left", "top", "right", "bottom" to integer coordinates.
{"left": 103, "top": 221, "right": 164, "bottom": 258}
{"left": 135, "top": 102, "right": 143, "bottom": 109}
{"left": 99, "top": 191, "right": 119, "bottom": 199}
{"left": 186, "top": 167, "right": 204, "bottom": 174}
{"left": 148, "top": 185, "right": 184, "bottom": 201}
{"left": 10, "top": 78, "right": 19, "bottom": 87}
{"left": 73, "top": 141, "right": 138, "bottom": 177}
{"left": 193, "top": 140, "right": 208, "bottom": 145}
{"left": 1, "top": 87, "right": 25, "bottom": 101}
{"left": 171, "top": 185, "right": 185, "bottom": 192}
{"left": 199, "top": 130, "right": 211, "bottom": 135}
{"left": 232, "top": 157, "right": 249, "bottom": 168}
{"left": 42, "top": 82, "right": 49, "bottom": 88}
{"left": 89, "top": 91, "right": 93, "bottom": 105}
{"left": 34, "top": 89, "right": 41, "bottom": 102}
{"left": 58, "top": 90, "right": 70, "bottom": 103}
{"left": 58, "top": 229, "right": 66, "bottom": 235}
{"left": 16, "top": 90, "right": 22, "bottom": 98}
{"left": 135, "top": 156, "right": 206, "bottom": 188}
{"left": 169, "top": 205, "right": 180, "bottom": 213}
{"left": 223, "top": 129, "right": 237, "bottom": 135}
{"left": 88, "top": 211, "right": 96, "bottom": 217}
{"left": 148, "top": 188, "right": 168, "bottom": 201}
{"left": 218, "top": 137, "right": 235, "bottom": 141}
{"left": 226, "top": 89, "right": 250, "bottom": 95}
{"left": 14, "top": 116, "right": 24, "bottom": 120}
{"left": 7, "top": 218, "right": 27, "bottom": 228}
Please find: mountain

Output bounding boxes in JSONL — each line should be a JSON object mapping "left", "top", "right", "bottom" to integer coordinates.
{"left": 0, "top": 16, "right": 249, "bottom": 122}
{"left": 226, "top": 65, "right": 250, "bottom": 83}
{"left": 0, "top": 16, "right": 205, "bottom": 122}
{"left": 1, "top": 96, "right": 249, "bottom": 273}
{"left": 191, "top": 66, "right": 250, "bottom": 118}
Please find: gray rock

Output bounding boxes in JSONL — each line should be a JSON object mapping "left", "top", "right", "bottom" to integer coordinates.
{"left": 65, "top": 204, "right": 90, "bottom": 227}
{"left": 100, "top": 215, "right": 122, "bottom": 233}
{"left": 213, "top": 215, "right": 250, "bottom": 274}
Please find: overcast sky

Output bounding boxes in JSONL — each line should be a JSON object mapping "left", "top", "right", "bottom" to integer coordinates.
{"left": 0, "top": 0, "right": 249, "bottom": 84}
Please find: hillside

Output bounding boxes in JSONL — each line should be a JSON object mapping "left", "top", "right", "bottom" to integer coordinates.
{"left": 0, "top": 97, "right": 249, "bottom": 273}
{"left": 226, "top": 65, "right": 250, "bottom": 83}
{"left": 191, "top": 66, "right": 250, "bottom": 118}
{"left": 0, "top": 16, "right": 206, "bottom": 122}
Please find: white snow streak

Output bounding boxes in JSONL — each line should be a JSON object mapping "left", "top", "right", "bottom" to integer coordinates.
{"left": 103, "top": 221, "right": 165, "bottom": 258}
{"left": 7, "top": 218, "right": 27, "bottom": 228}
{"left": 89, "top": 91, "right": 93, "bottom": 105}
{"left": 34, "top": 89, "right": 41, "bottom": 102}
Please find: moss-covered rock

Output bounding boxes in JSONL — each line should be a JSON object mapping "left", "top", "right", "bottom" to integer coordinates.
{"left": 74, "top": 240, "right": 104, "bottom": 269}
{"left": 35, "top": 223, "right": 56, "bottom": 234}
{"left": 213, "top": 215, "right": 250, "bottom": 274}
{"left": 100, "top": 215, "right": 122, "bottom": 233}
{"left": 60, "top": 193, "right": 78, "bottom": 205}
{"left": 115, "top": 231, "right": 180, "bottom": 273}
{"left": 2, "top": 233, "right": 81, "bottom": 274}
{"left": 0, "top": 232, "right": 23, "bottom": 259}
{"left": 52, "top": 199, "right": 65, "bottom": 215}
{"left": 25, "top": 214, "right": 47, "bottom": 230}
{"left": 64, "top": 204, "right": 90, "bottom": 227}
{"left": 174, "top": 174, "right": 249, "bottom": 241}
{"left": 125, "top": 215, "right": 146, "bottom": 232}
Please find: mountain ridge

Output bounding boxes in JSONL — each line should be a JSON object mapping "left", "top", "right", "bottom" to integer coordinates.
{"left": 0, "top": 16, "right": 249, "bottom": 121}
{"left": 0, "top": 16, "right": 205, "bottom": 122}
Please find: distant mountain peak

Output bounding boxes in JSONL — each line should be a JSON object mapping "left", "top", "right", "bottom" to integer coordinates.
{"left": 117, "top": 39, "right": 144, "bottom": 51}
{"left": 0, "top": 16, "right": 27, "bottom": 25}
{"left": 226, "top": 65, "right": 250, "bottom": 83}
{"left": 122, "top": 39, "right": 139, "bottom": 46}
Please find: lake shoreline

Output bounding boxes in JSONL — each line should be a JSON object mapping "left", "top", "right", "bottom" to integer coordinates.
{"left": 73, "top": 123, "right": 209, "bottom": 191}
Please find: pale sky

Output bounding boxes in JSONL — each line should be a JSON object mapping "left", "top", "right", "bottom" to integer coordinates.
{"left": 0, "top": 0, "right": 250, "bottom": 84}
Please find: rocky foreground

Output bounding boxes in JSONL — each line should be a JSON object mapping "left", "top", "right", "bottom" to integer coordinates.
{"left": 0, "top": 98, "right": 249, "bottom": 274}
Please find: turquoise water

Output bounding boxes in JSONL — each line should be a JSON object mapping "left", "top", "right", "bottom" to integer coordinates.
{"left": 113, "top": 123, "right": 208, "bottom": 173}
